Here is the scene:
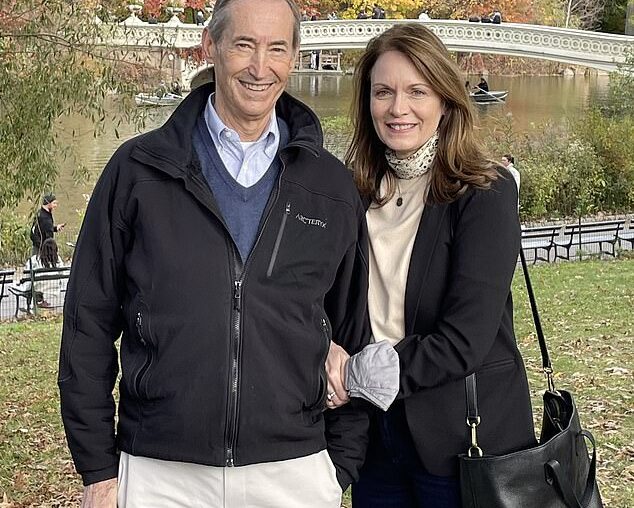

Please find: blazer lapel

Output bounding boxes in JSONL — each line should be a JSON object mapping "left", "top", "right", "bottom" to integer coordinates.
{"left": 404, "top": 201, "right": 449, "bottom": 335}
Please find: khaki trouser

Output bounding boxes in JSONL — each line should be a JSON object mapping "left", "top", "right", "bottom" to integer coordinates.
{"left": 117, "top": 450, "right": 342, "bottom": 508}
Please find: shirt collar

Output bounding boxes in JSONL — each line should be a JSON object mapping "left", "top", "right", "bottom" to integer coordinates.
{"left": 204, "top": 93, "right": 279, "bottom": 157}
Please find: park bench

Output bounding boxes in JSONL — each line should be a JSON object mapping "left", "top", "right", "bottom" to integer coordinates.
{"left": 0, "top": 269, "right": 16, "bottom": 311}
{"left": 520, "top": 225, "right": 559, "bottom": 263}
{"left": 554, "top": 220, "right": 624, "bottom": 261}
{"left": 617, "top": 218, "right": 634, "bottom": 249}
{"left": 8, "top": 266, "right": 70, "bottom": 318}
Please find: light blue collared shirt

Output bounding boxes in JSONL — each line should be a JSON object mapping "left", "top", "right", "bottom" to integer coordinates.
{"left": 204, "top": 94, "right": 280, "bottom": 188}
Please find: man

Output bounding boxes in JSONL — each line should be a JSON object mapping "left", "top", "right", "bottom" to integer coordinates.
{"left": 475, "top": 75, "right": 489, "bottom": 94}
{"left": 418, "top": 10, "right": 431, "bottom": 21}
{"left": 195, "top": 9, "right": 205, "bottom": 26}
{"left": 31, "top": 193, "right": 65, "bottom": 255}
{"left": 58, "top": 0, "right": 370, "bottom": 507}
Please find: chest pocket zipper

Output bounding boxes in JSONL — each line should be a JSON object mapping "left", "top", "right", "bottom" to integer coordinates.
{"left": 133, "top": 310, "right": 154, "bottom": 399}
{"left": 267, "top": 202, "right": 291, "bottom": 277}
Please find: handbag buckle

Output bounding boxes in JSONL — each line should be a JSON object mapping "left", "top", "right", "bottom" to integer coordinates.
{"left": 466, "top": 417, "right": 483, "bottom": 457}
{"left": 544, "top": 366, "right": 556, "bottom": 392}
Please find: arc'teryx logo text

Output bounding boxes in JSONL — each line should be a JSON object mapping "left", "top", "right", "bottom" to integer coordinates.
{"left": 295, "top": 213, "right": 327, "bottom": 229}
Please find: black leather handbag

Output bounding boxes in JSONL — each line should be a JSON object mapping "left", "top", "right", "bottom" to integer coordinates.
{"left": 459, "top": 249, "right": 603, "bottom": 508}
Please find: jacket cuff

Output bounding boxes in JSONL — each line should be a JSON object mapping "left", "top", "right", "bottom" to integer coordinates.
{"left": 81, "top": 463, "right": 119, "bottom": 486}
{"left": 334, "top": 466, "right": 354, "bottom": 492}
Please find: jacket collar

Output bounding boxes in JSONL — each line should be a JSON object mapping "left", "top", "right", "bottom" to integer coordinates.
{"left": 132, "top": 82, "right": 323, "bottom": 177}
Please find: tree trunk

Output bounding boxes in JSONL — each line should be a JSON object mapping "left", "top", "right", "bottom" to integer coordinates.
{"left": 627, "top": 0, "right": 634, "bottom": 35}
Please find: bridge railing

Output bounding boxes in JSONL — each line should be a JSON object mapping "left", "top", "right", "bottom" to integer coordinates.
{"left": 99, "top": 18, "right": 634, "bottom": 72}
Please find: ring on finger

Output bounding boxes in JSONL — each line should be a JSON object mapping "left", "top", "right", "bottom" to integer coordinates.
{"left": 327, "top": 391, "right": 336, "bottom": 401}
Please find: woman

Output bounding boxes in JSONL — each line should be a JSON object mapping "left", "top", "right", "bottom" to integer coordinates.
{"left": 338, "top": 24, "right": 536, "bottom": 506}
{"left": 13, "top": 238, "right": 65, "bottom": 307}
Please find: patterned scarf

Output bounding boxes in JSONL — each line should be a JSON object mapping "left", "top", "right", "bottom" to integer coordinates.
{"left": 385, "top": 132, "right": 439, "bottom": 179}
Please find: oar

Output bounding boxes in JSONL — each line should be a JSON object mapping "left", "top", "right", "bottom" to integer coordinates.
{"left": 473, "top": 86, "right": 506, "bottom": 103}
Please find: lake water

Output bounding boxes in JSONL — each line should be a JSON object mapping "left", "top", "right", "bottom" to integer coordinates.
{"left": 47, "top": 73, "right": 610, "bottom": 232}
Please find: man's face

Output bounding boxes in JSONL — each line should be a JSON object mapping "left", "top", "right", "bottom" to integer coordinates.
{"left": 47, "top": 199, "right": 59, "bottom": 211}
{"left": 501, "top": 156, "right": 510, "bottom": 167}
{"left": 202, "top": 0, "right": 297, "bottom": 138}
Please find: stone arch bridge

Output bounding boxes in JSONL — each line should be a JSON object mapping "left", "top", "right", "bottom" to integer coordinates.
{"left": 102, "top": 17, "right": 634, "bottom": 90}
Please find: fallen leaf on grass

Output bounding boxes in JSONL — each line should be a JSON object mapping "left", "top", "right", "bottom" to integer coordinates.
{"left": 0, "top": 493, "right": 12, "bottom": 508}
{"left": 603, "top": 366, "right": 631, "bottom": 376}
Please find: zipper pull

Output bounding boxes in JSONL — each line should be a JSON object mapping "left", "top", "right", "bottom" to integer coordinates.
{"left": 285, "top": 202, "right": 291, "bottom": 215}
{"left": 233, "top": 280, "right": 242, "bottom": 311}
{"left": 136, "top": 312, "right": 147, "bottom": 345}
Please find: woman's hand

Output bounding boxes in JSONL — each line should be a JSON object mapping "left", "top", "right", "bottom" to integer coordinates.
{"left": 325, "top": 341, "right": 350, "bottom": 409}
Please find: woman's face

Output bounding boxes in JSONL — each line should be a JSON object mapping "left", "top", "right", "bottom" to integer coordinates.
{"left": 370, "top": 50, "right": 444, "bottom": 159}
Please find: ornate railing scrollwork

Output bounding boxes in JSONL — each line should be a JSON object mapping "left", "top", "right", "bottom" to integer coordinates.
{"left": 101, "top": 18, "right": 633, "bottom": 75}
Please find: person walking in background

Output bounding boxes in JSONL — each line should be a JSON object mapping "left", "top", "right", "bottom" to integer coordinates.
{"left": 30, "top": 193, "right": 65, "bottom": 255}
{"left": 330, "top": 23, "right": 535, "bottom": 506}
{"left": 502, "top": 153, "right": 520, "bottom": 199}
{"left": 58, "top": 0, "right": 371, "bottom": 506}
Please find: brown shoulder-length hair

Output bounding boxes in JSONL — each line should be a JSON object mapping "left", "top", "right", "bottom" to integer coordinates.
{"left": 345, "top": 23, "right": 499, "bottom": 205}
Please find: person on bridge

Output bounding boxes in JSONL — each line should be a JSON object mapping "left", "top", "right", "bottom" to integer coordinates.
{"left": 58, "top": 0, "right": 372, "bottom": 506}
{"left": 331, "top": 23, "right": 535, "bottom": 506}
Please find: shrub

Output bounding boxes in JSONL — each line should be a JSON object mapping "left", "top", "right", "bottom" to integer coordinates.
{"left": 0, "top": 212, "right": 31, "bottom": 267}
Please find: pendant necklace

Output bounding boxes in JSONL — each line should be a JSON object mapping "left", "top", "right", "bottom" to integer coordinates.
{"left": 396, "top": 182, "right": 403, "bottom": 207}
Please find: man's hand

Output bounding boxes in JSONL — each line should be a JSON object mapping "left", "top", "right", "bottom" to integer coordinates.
{"left": 57, "top": 222, "right": 66, "bottom": 231}
{"left": 325, "top": 341, "right": 350, "bottom": 409}
{"left": 81, "top": 478, "right": 117, "bottom": 508}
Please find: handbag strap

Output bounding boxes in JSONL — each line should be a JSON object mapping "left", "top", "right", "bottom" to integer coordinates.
{"left": 518, "top": 247, "right": 554, "bottom": 383}
{"left": 463, "top": 244, "right": 556, "bottom": 453}
{"left": 545, "top": 430, "right": 599, "bottom": 508}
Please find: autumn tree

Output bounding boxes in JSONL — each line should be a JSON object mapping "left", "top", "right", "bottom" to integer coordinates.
{"left": 143, "top": 0, "right": 166, "bottom": 18}
{"left": 0, "top": 0, "right": 142, "bottom": 210}
{"left": 421, "top": 0, "right": 537, "bottom": 23}
{"left": 564, "top": 0, "right": 608, "bottom": 29}
{"left": 185, "top": 0, "right": 206, "bottom": 9}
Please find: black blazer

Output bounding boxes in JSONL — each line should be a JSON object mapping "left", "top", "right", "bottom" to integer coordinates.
{"left": 388, "top": 170, "right": 537, "bottom": 476}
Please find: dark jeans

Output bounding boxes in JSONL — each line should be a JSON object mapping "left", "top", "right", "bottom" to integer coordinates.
{"left": 352, "top": 402, "right": 461, "bottom": 508}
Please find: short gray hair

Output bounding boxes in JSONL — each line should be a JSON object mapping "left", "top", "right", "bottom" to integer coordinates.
{"left": 206, "top": 0, "right": 301, "bottom": 50}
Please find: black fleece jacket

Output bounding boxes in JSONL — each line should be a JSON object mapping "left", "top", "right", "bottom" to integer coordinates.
{"left": 58, "top": 84, "right": 371, "bottom": 488}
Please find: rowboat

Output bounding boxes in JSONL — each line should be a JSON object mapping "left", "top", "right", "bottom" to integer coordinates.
{"left": 470, "top": 90, "right": 508, "bottom": 103}
{"left": 135, "top": 92, "right": 183, "bottom": 107}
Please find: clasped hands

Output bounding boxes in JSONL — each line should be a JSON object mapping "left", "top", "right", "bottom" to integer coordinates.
{"left": 325, "top": 340, "right": 351, "bottom": 409}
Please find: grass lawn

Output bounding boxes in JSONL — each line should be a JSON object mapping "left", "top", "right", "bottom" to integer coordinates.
{"left": 1, "top": 258, "right": 632, "bottom": 507}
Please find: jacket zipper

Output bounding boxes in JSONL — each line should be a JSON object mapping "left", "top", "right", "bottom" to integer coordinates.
{"left": 226, "top": 276, "right": 242, "bottom": 467}
{"left": 314, "top": 317, "right": 331, "bottom": 408}
{"left": 266, "top": 202, "right": 291, "bottom": 277}
{"left": 225, "top": 158, "right": 289, "bottom": 466}
{"left": 133, "top": 311, "right": 153, "bottom": 398}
